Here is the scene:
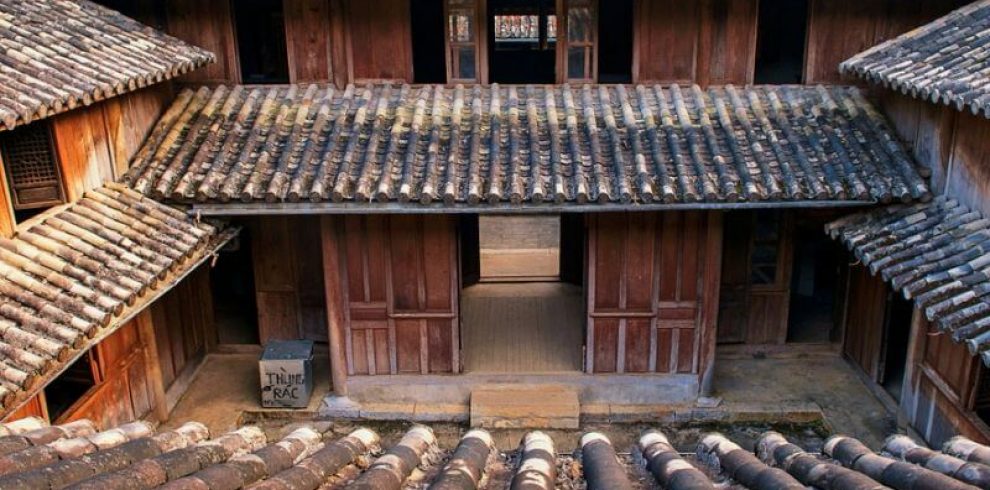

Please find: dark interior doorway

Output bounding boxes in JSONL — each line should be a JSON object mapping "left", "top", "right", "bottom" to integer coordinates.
{"left": 411, "top": 0, "right": 447, "bottom": 83}
{"left": 787, "top": 216, "right": 847, "bottom": 343}
{"left": 210, "top": 223, "right": 260, "bottom": 345}
{"left": 488, "top": 0, "right": 556, "bottom": 83}
{"left": 232, "top": 0, "right": 290, "bottom": 84}
{"left": 597, "top": 0, "right": 632, "bottom": 83}
{"left": 44, "top": 352, "right": 97, "bottom": 421}
{"left": 880, "top": 294, "right": 913, "bottom": 402}
{"left": 754, "top": 0, "right": 808, "bottom": 84}
{"left": 459, "top": 214, "right": 585, "bottom": 372}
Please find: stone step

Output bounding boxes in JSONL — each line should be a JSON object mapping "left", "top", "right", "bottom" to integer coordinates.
{"left": 470, "top": 385, "right": 580, "bottom": 429}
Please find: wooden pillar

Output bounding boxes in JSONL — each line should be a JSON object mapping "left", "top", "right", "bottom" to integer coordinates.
{"left": 321, "top": 216, "right": 348, "bottom": 396}
{"left": 0, "top": 156, "right": 15, "bottom": 238}
{"left": 135, "top": 309, "right": 169, "bottom": 422}
{"left": 698, "top": 211, "right": 724, "bottom": 397}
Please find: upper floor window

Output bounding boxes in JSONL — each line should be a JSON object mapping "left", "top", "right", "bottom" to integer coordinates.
{"left": 0, "top": 120, "right": 65, "bottom": 222}
{"left": 428, "top": 0, "right": 603, "bottom": 84}
{"left": 232, "top": 0, "right": 290, "bottom": 84}
{"left": 755, "top": 0, "right": 808, "bottom": 84}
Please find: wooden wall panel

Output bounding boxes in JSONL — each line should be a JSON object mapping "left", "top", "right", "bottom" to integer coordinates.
{"left": 805, "top": 0, "right": 968, "bottom": 84}
{"left": 633, "top": 0, "right": 756, "bottom": 85}
{"left": 634, "top": 0, "right": 700, "bottom": 83}
{"left": 906, "top": 317, "right": 990, "bottom": 446}
{"left": 332, "top": 0, "right": 414, "bottom": 83}
{"left": 285, "top": 0, "right": 333, "bottom": 82}
{"left": 697, "top": 0, "right": 758, "bottom": 86}
{"left": 0, "top": 156, "right": 15, "bottom": 238}
{"left": 331, "top": 215, "right": 458, "bottom": 376}
{"left": 843, "top": 265, "right": 888, "bottom": 380}
{"left": 165, "top": 0, "right": 240, "bottom": 83}
{"left": 945, "top": 111, "right": 990, "bottom": 218}
{"left": 587, "top": 211, "right": 716, "bottom": 374}
{"left": 51, "top": 318, "right": 161, "bottom": 428}
{"left": 51, "top": 85, "right": 172, "bottom": 202}
{"left": 102, "top": 84, "right": 174, "bottom": 177}
{"left": 150, "top": 265, "right": 215, "bottom": 392}
{"left": 3, "top": 393, "right": 47, "bottom": 422}
{"left": 52, "top": 106, "right": 115, "bottom": 201}
{"left": 252, "top": 216, "right": 327, "bottom": 343}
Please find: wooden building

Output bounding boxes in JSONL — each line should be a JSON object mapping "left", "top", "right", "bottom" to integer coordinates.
{"left": 826, "top": 0, "right": 990, "bottom": 447}
{"left": 3, "top": 0, "right": 990, "bottom": 449}
{"left": 0, "top": 0, "right": 235, "bottom": 428}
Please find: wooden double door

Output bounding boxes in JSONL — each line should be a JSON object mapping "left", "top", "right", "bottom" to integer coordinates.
{"left": 325, "top": 211, "right": 720, "bottom": 378}
{"left": 586, "top": 211, "right": 720, "bottom": 374}
{"left": 328, "top": 215, "right": 459, "bottom": 375}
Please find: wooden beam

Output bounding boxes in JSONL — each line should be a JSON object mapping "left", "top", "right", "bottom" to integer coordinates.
{"left": 321, "top": 216, "right": 348, "bottom": 395}
{"left": 135, "top": 309, "right": 169, "bottom": 423}
{"left": 698, "top": 210, "right": 723, "bottom": 397}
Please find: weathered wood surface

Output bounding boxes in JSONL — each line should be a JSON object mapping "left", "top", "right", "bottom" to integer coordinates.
{"left": 327, "top": 215, "right": 458, "bottom": 376}
{"left": 587, "top": 211, "right": 715, "bottom": 374}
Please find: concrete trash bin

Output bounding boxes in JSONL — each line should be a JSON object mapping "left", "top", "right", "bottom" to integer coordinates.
{"left": 259, "top": 339, "right": 314, "bottom": 408}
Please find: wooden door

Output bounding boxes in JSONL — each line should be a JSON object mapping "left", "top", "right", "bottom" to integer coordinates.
{"left": 332, "top": 215, "right": 459, "bottom": 375}
{"left": 843, "top": 265, "right": 888, "bottom": 379}
{"left": 557, "top": 0, "right": 598, "bottom": 82}
{"left": 587, "top": 211, "right": 714, "bottom": 374}
{"left": 716, "top": 210, "right": 793, "bottom": 345}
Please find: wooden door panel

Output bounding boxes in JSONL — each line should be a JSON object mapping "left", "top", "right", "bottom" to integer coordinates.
{"left": 624, "top": 319, "right": 652, "bottom": 373}
{"left": 844, "top": 265, "right": 887, "bottom": 379}
{"left": 588, "top": 212, "right": 710, "bottom": 374}
{"left": 335, "top": 215, "right": 458, "bottom": 375}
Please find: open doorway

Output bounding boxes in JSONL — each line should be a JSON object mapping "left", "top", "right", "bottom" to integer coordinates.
{"left": 786, "top": 214, "right": 847, "bottom": 343}
{"left": 880, "top": 294, "right": 913, "bottom": 402}
{"left": 488, "top": 0, "right": 557, "bottom": 83}
{"left": 210, "top": 221, "right": 259, "bottom": 345}
{"left": 460, "top": 214, "right": 585, "bottom": 372}
{"left": 754, "top": 0, "right": 808, "bottom": 84}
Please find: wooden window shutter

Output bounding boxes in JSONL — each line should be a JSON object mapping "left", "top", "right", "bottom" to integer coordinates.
{"left": 0, "top": 121, "right": 65, "bottom": 210}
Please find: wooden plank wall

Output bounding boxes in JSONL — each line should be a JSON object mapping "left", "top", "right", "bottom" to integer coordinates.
{"left": 329, "top": 0, "right": 414, "bottom": 84}
{"left": 325, "top": 215, "right": 458, "bottom": 376}
{"left": 716, "top": 211, "right": 794, "bottom": 346}
{"left": 251, "top": 216, "right": 328, "bottom": 343}
{"left": 633, "top": 0, "right": 758, "bottom": 85}
{"left": 1, "top": 313, "right": 168, "bottom": 428}
{"left": 586, "top": 211, "right": 719, "bottom": 374}
{"left": 805, "top": 0, "right": 969, "bottom": 83}
{"left": 880, "top": 92, "right": 990, "bottom": 218}
{"left": 149, "top": 266, "right": 216, "bottom": 393}
{"left": 52, "top": 84, "right": 173, "bottom": 201}
{"left": 285, "top": 0, "right": 334, "bottom": 83}
{"left": 165, "top": 0, "right": 241, "bottom": 84}
{"left": 906, "top": 317, "right": 990, "bottom": 445}
{"left": 61, "top": 318, "right": 159, "bottom": 428}
{"left": 842, "top": 265, "right": 889, "bottom": 380}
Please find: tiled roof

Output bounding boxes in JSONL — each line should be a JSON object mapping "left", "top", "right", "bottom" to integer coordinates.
{"left": 827, "top": 198, "right": 990, "bottom": 365}
{"left": 0, "top": 418, "right": 987, "bottom": 489}
{"left": 122, "top": 83, "right": 931, "bottom": 208}
{"left": 840, "top": 1, "right": 990, "bottom": 118}
{"left": 0, "top": 183, "right": 235, "bottom": 419}
{"left": 0, "top": 0, "right": 214, "bottom": 132}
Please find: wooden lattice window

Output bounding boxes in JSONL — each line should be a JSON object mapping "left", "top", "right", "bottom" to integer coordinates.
{"left": 0, "top": 121, "right": 65, "bottom": 210}
{"left": 559, "top": 0, "right": 596, "bottom": 82}
{"left": 446, "top": 0, "right": 484, "bottom": 83}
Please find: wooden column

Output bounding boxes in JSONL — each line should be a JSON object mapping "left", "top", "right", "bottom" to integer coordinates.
{"left": 0, "top": 156, "right": 15, "bottom": 238}
{"left": 321, "top": 216, "right": 348, "bottom": 396}
{"left": 135, "top": 309, "right": 169, "bottom": 422}
{"left": 698, "top": 211, "right": 723, "bottom": 397}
